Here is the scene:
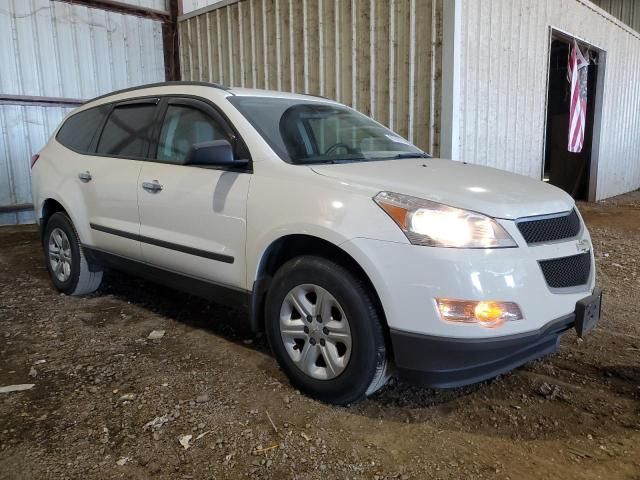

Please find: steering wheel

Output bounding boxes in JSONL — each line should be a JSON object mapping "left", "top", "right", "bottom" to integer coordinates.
{"left": 323, "top": 142, "right": 357, "bottom": 156}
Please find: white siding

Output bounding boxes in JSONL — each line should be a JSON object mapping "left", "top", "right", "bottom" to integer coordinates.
{"left": 0, "top": 104, "right": 72, "bottom": 225}
{"left": 182, "top": 0, "right": 223, "bottom": 14}
{"left": 0, "top": 0, "right": 166, "bottom": 99}
{"left": 458, "top": 0, "right": 640, "bottom": 200}
{"left": 118, "top": 0, "right": 168, "bottom": 12}
{"left": 0, "top": 0, "right": 166, "bottom": 224}
{"left": 179, "top": 0, "right": 443, "bottom": 154}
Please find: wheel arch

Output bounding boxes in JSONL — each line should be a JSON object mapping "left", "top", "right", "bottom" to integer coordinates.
{"left": 249, "top": 234, "right": 389, "bottom": 338}
{"left": 39, "top": 198, "right": 68, "bottom": 240}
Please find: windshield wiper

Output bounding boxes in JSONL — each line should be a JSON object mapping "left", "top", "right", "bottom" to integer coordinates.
{"left": 301, "top": 157, "right": 368, "bottom": 165}
{"left": 384, "top": 152, "right": 431, "bottom": 159}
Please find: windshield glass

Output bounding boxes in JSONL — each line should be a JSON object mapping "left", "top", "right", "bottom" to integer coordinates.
{"left": 227, "top": 96, "right": 427, "bottom": 164}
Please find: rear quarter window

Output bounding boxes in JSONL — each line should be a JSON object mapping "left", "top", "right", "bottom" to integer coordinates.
{"left": 56, "top": 106, "right": 110, "bottom": 153}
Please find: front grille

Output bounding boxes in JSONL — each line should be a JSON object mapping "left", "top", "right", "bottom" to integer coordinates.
{"left": 539, "top": 252, "right": 591, "bottom": 289}
{"left": 517, "top": 209, "right": 581, "bottom": 244}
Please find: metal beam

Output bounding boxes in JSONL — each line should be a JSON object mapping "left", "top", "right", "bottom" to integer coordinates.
{"left": 163, "top": 0, "right": 181, "bottom": 81}
{"left": 440, "top": 0, "right": 462, "bottom": 161}
{"left": 0, "top": 94, "right": 84, "bottom": 107}
{"left": 0, "top": 204, "right": 33, "bottom": 214}
{"left": 51, "top": 0, "right": 170, "bottom": 21}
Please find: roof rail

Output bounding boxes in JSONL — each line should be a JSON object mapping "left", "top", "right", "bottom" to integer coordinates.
{"left": 88, "top": 81, "right": 231, "bottom": 103}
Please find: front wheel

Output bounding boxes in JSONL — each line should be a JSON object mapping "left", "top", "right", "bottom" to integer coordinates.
{"left": 265, "top": 256, "right": 389, "bottom": 405}
{"left": 43, "top": 212, "right": 103, "bottom": 296}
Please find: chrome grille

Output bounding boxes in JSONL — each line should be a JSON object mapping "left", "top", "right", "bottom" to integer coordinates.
{"left": 517, "top": 209, "right": 581, "bottom": 244}
{"left": 538, "top": 252, "right": 591, "bottom": 289}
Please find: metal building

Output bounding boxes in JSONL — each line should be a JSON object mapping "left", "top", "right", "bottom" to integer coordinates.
{"left": 179, "top": 0, "right": 640, "bottom": 202}
{"left": 2, "top": 0, "right": 638, "bottom": 227}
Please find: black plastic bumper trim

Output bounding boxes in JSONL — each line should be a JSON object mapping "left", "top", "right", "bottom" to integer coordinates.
{"left": 390, "top": 313, "right": 577, "bottom": 389}
{"left": 90, "top": 223, "right": 234, "bottom": 264}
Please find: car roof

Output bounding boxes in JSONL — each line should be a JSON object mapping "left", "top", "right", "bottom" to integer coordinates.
{"left": 85, "top": 81, "right": 334, "bottom": 106}
{"left": 226, "top": 87, "right": 332, "bottom": 102}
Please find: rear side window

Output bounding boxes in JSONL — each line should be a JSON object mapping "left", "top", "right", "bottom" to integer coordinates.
{"left": 96, "top": 103, "right": 158, "bottom": 158}
{"left": 156, "top": 105, "right": 228, "bottom": 163}
{"left": 56, "top": 106, "right": 109, "bottom": 153}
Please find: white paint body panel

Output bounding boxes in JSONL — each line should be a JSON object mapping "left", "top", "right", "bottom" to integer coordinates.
{"left": 31, "top": 84, "right": 597, "bottom": 344}
{"left": 311, "top": 158, "right": 575, "bottom": 220}
{"left": 341, "top": 223, "right": 595, "bottom": 339}
{"left": 138, "top": 162, "right": 250, "bottom": 287}
{"left": 78, "top": 155, "right": 144, "bottom": 259}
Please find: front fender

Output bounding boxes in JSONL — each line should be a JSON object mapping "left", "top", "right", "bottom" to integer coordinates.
{"left": 245, "top": 164, "right": 407, "bottom": 289}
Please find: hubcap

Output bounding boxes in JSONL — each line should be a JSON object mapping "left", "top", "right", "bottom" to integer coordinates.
{"left": 279, "top": 284, "right": 352, "bottom": 380}
{"left": 48, "top": 227, "right": 72, "bottom": 283}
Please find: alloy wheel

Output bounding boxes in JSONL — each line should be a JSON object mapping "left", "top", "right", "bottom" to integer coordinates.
{"left": 48, "top": 227, "right": 72, "bottom": 283}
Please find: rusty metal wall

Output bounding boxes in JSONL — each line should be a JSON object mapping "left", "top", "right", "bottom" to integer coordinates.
{"left": 178, "top": 0, "right": 443, "bottom": 154}
{"left": 0, "top": 0, "right": 166, "bottom": 225}
{"left": 591, "top": 0, "right": 640, "bottom": 32}
{"left": 458, "top": 0, "right": 640, "bottom": 200}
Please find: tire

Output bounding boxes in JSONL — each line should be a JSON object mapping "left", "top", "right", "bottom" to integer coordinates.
{"left": 265, "top": 256, "right": 389, "bottom": 405}
{"left": 43, "top": 212, "right": 103, "bottom": 296}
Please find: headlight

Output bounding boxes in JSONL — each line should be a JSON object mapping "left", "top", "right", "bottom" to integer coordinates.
{"left": 374, "top": 192, "right": 517, "bottom": 248}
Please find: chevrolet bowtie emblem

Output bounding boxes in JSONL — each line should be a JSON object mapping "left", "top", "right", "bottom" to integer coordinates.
{"left": 577, "top": 239, "right": 590, "bottom": 253}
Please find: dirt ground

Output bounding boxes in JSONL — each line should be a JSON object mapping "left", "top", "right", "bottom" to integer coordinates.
{"left": 1, "top": 193, "right": 639, "bottom": 480}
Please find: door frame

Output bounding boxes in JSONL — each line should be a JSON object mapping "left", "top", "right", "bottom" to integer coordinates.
{"left": 541, "top": 26, "right": 606, "bottom": 202}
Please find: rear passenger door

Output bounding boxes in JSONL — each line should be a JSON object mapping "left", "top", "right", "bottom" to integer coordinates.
{"left": 137, "top": 97, "right": 251, "bottom": 290}
{"left": 81, "top": 98, "right": 159, "bottom": 259}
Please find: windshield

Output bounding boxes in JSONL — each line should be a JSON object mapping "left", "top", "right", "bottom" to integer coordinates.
{"left": 227, "top": 96, "right": 427, "bottom": 164}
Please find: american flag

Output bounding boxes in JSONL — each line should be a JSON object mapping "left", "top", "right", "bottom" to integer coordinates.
{"left": 567, "top": 40, "right": 589, "bottom": 153}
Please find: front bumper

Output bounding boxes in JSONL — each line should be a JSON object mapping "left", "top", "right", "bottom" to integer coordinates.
{"left": 340, "top": 226, "right": 596, "bottom": 338}
{"left": 390, "top": 288, "right": 601, "bottom": 388}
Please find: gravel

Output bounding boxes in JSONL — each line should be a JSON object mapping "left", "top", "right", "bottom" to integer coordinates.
{"left": 1, "top": 192, "right": 639, "bottom": 479}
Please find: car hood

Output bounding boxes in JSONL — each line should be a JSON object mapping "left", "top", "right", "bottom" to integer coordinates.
{"left": 310, "top": 158, "right": 575, "bottom": 220}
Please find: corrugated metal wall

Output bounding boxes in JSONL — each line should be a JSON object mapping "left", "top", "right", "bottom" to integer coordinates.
{"left": 182, "top": 0, "right": 222, "bottom": 14}
{"left": 458, "top": 0, "right": 640, "bottom": 200}
{"left": 178, "top": 0, "right": 443, "bottom": 154}
{"left": 0, "top": 105, "right": 73, "bottom": 224}
{"left": 119, "top": 0, "right": 168, "bottom": 11}
{"left": 0, "top": 0, "right": 166, "bottom": 225}
{"left": 0, "top": 1, "right": 166, "bottom": 104}
{"left": 591, "top": 0, "right": 640, "bottom": 32}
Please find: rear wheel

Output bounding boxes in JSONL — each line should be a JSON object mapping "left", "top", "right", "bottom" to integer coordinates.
{"left": 43, "top": 212, "right": 103, "bottom": 295}
{"left": 265, "top": 256, "right": 388, "bottom": 405}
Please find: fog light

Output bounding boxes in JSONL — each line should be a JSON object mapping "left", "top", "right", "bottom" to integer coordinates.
{"left": 436, "top": 299, "right": 523, "bottom": 328}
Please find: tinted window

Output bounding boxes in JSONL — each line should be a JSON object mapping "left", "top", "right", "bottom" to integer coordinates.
{"left": 56, "top": 106, "right": 109, "bottom": 153}
{"left": 96, "top": 103, "right": 157, "bottom": 158}
{"left": 156, "top": 105, "right": 228, "bottom": 163}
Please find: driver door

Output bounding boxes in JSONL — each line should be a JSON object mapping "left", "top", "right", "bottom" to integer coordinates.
{"left": 137, "top": 97, "right": 251, "bottom": 290}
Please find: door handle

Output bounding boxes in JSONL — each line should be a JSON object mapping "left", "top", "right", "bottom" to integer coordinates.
{"left": 78, "top": 171, "right": 92, "bottom": 183}
{"left": 142, "top": 180, "right": 163, "bottom": 193}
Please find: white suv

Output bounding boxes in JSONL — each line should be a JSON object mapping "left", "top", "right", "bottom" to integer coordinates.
{"left": 31, "top": 82, "right": 601, "bottom": 404}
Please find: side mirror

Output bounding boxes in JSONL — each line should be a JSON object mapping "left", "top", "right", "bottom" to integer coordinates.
{"left": 187, "top": 140, "right": 249, "bottom": 168}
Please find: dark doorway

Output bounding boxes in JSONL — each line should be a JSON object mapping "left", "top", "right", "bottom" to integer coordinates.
{"left": 543, "top": 36, "right": 600, "bottom": 201}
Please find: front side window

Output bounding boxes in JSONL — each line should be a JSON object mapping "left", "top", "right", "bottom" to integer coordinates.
{"left": 96, "top": 103, "right": 157, "bottom": 158}
{"left": 156, "top": 105, "right": 228, "bottom": 163}
{"left": 56, "top": 105, "right": 110, "bottom": 153}
{"left": 228, "top": 96, "right": 426, "bottom": 164}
